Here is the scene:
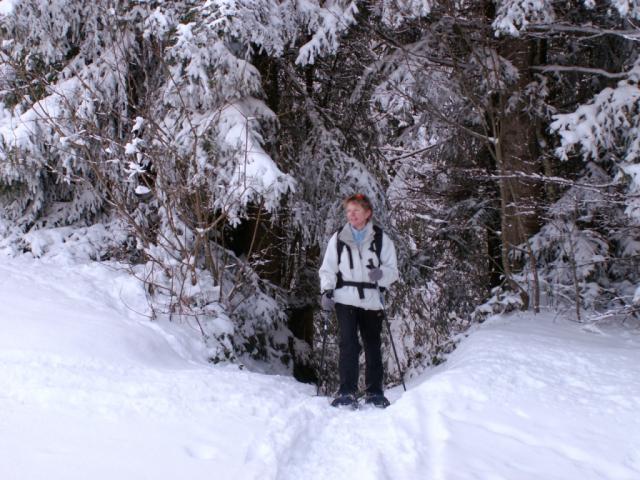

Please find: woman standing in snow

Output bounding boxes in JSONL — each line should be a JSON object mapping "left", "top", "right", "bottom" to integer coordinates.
{"left": 319, "top": 193, "right": 399, "bottom": 408}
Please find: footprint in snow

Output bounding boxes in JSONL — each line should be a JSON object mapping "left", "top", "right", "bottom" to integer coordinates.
{"left": 184, "top": 443, "right": 220, "bottom": 460}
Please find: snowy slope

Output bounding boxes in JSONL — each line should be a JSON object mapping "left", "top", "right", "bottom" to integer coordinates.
{"left": 0, "top": 255, "right": 639, "bottom": 480}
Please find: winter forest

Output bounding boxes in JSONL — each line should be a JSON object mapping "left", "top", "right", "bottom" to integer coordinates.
{"left": 0, "top": 0, "right": 639, "bottom": 390}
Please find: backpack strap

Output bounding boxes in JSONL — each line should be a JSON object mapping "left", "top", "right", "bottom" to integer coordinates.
{"left": 369, "top": 225, "right": 383, "bottom": 266}
{"left": 336, "top": 233, "right": 353, "bottom": 270}
{"left": 335, "top": 231, "right": 353, "bottom": 293}
{"left": 337, "top": 280, "right": 378, "bottom": 299}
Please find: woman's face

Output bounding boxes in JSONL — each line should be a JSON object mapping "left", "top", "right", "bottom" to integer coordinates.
{"left": 345, "top": 201, "right": 372, "bottom": 230}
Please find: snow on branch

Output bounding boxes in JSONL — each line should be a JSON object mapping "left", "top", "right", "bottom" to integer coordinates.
{"left": 493, "top": 0, "right": 555, "bottom": 37}
{"left": 532, "top": 65, "right": 628, "bottom": 79}
{"left": 378, "top": 0, "right": 435, "bottom": 28}
{"left": 550, "top": 59, "right": 640, "bottom": 164}
{"left": 528, "top": 23, "right": 640, "bottom": 39}
{"left": 551, "top": 59, "right": 640, "bottom": 220}
{"left": 494, "top": 0, "right": 640, "bottom": 37}
{"left": 199, "top": 0, "right": 293, "bottom": 57}
{"left": 0, "top": 76, "right": 82, "bottom": 165}
{"left": 215, "top": 100, "right": 296, "bottom": 220}
{"left": 609, "top": 0, "right": 640, "bottom": 19}
{"left": 295, "top": 0, "right": 359, "bottom": 65}
{"left": 198, "top": 0, "right": 362, "bottom": 65}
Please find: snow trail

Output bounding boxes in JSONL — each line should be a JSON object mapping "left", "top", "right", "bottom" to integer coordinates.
{"left": 1, "top": 256, "right": 639, "bottom": 480}
{"left": 242, "top": 313, "right": 640, "bottom": 480}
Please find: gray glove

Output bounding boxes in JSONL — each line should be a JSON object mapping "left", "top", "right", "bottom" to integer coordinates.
{"left": 321, "top": 291, "right": 335, "bottom": 311}
{"left": 368, "top": 268, "right": 383, "bottom": 282}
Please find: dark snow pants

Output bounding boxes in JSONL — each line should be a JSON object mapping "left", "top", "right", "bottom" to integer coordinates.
{"left": 335, "top": 303, "right": 384, "bottom": 396}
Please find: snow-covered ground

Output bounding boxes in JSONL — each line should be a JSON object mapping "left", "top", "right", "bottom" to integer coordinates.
{"left": 1, "top": 255, "right": 639, "bottom": 480}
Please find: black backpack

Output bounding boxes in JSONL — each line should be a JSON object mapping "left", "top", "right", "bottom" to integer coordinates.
{"left": 335, "top": 225, "right": 384, "bottom": 299}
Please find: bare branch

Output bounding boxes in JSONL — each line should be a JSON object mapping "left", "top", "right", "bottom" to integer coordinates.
{"left": 532, "top": 65, "right": 627, "bottom": 79}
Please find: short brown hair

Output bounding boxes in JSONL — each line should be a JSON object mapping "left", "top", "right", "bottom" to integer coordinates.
{"left": 343, "top": 193, "right": 373, "bottom": 212}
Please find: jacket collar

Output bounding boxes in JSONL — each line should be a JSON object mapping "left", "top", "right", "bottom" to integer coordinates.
{"left": 338, "top": 221, "right": 374, "bottom": 246}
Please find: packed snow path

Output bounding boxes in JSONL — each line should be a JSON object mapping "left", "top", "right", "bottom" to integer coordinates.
{"left": 1, "top": 256, "right": 639, "bottom": 480}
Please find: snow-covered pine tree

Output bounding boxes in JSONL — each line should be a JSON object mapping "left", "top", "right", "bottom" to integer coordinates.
{"left": 489, "top": 0, "right": 640, "bottom": 320}
{"left": 0, "top": 1, "right": 128, "bottom": 233}
{"left": 0, "top": 0, "right": 301, "bottom": 364}
{"left": 543, "top": 57, "right": 640, "bottom": 319}
{"left": 366, "top": 0, "right": 640, "bottom": 325}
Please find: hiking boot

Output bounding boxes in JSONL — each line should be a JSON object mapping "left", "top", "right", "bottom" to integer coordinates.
{"left": 331, "top": 393, "right": 358, "bottom": 409}
{"left": 364, "top": 393, "right": 390, "bottom": 408}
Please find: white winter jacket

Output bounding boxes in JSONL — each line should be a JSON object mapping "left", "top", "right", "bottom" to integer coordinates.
{"left": 319, "top": 222, "right": 399, "bottom": 311}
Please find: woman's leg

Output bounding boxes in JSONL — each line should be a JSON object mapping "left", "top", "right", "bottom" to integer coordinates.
{"left": 335, "top": 303, "right": 360, "bottom": 395}
{"left": 359, "top": 309, "right": 384, "bottom": 395}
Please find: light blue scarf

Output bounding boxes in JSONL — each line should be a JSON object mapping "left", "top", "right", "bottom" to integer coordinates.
{"left": 350, "top": 224, "right": 368, "bottom": 247}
